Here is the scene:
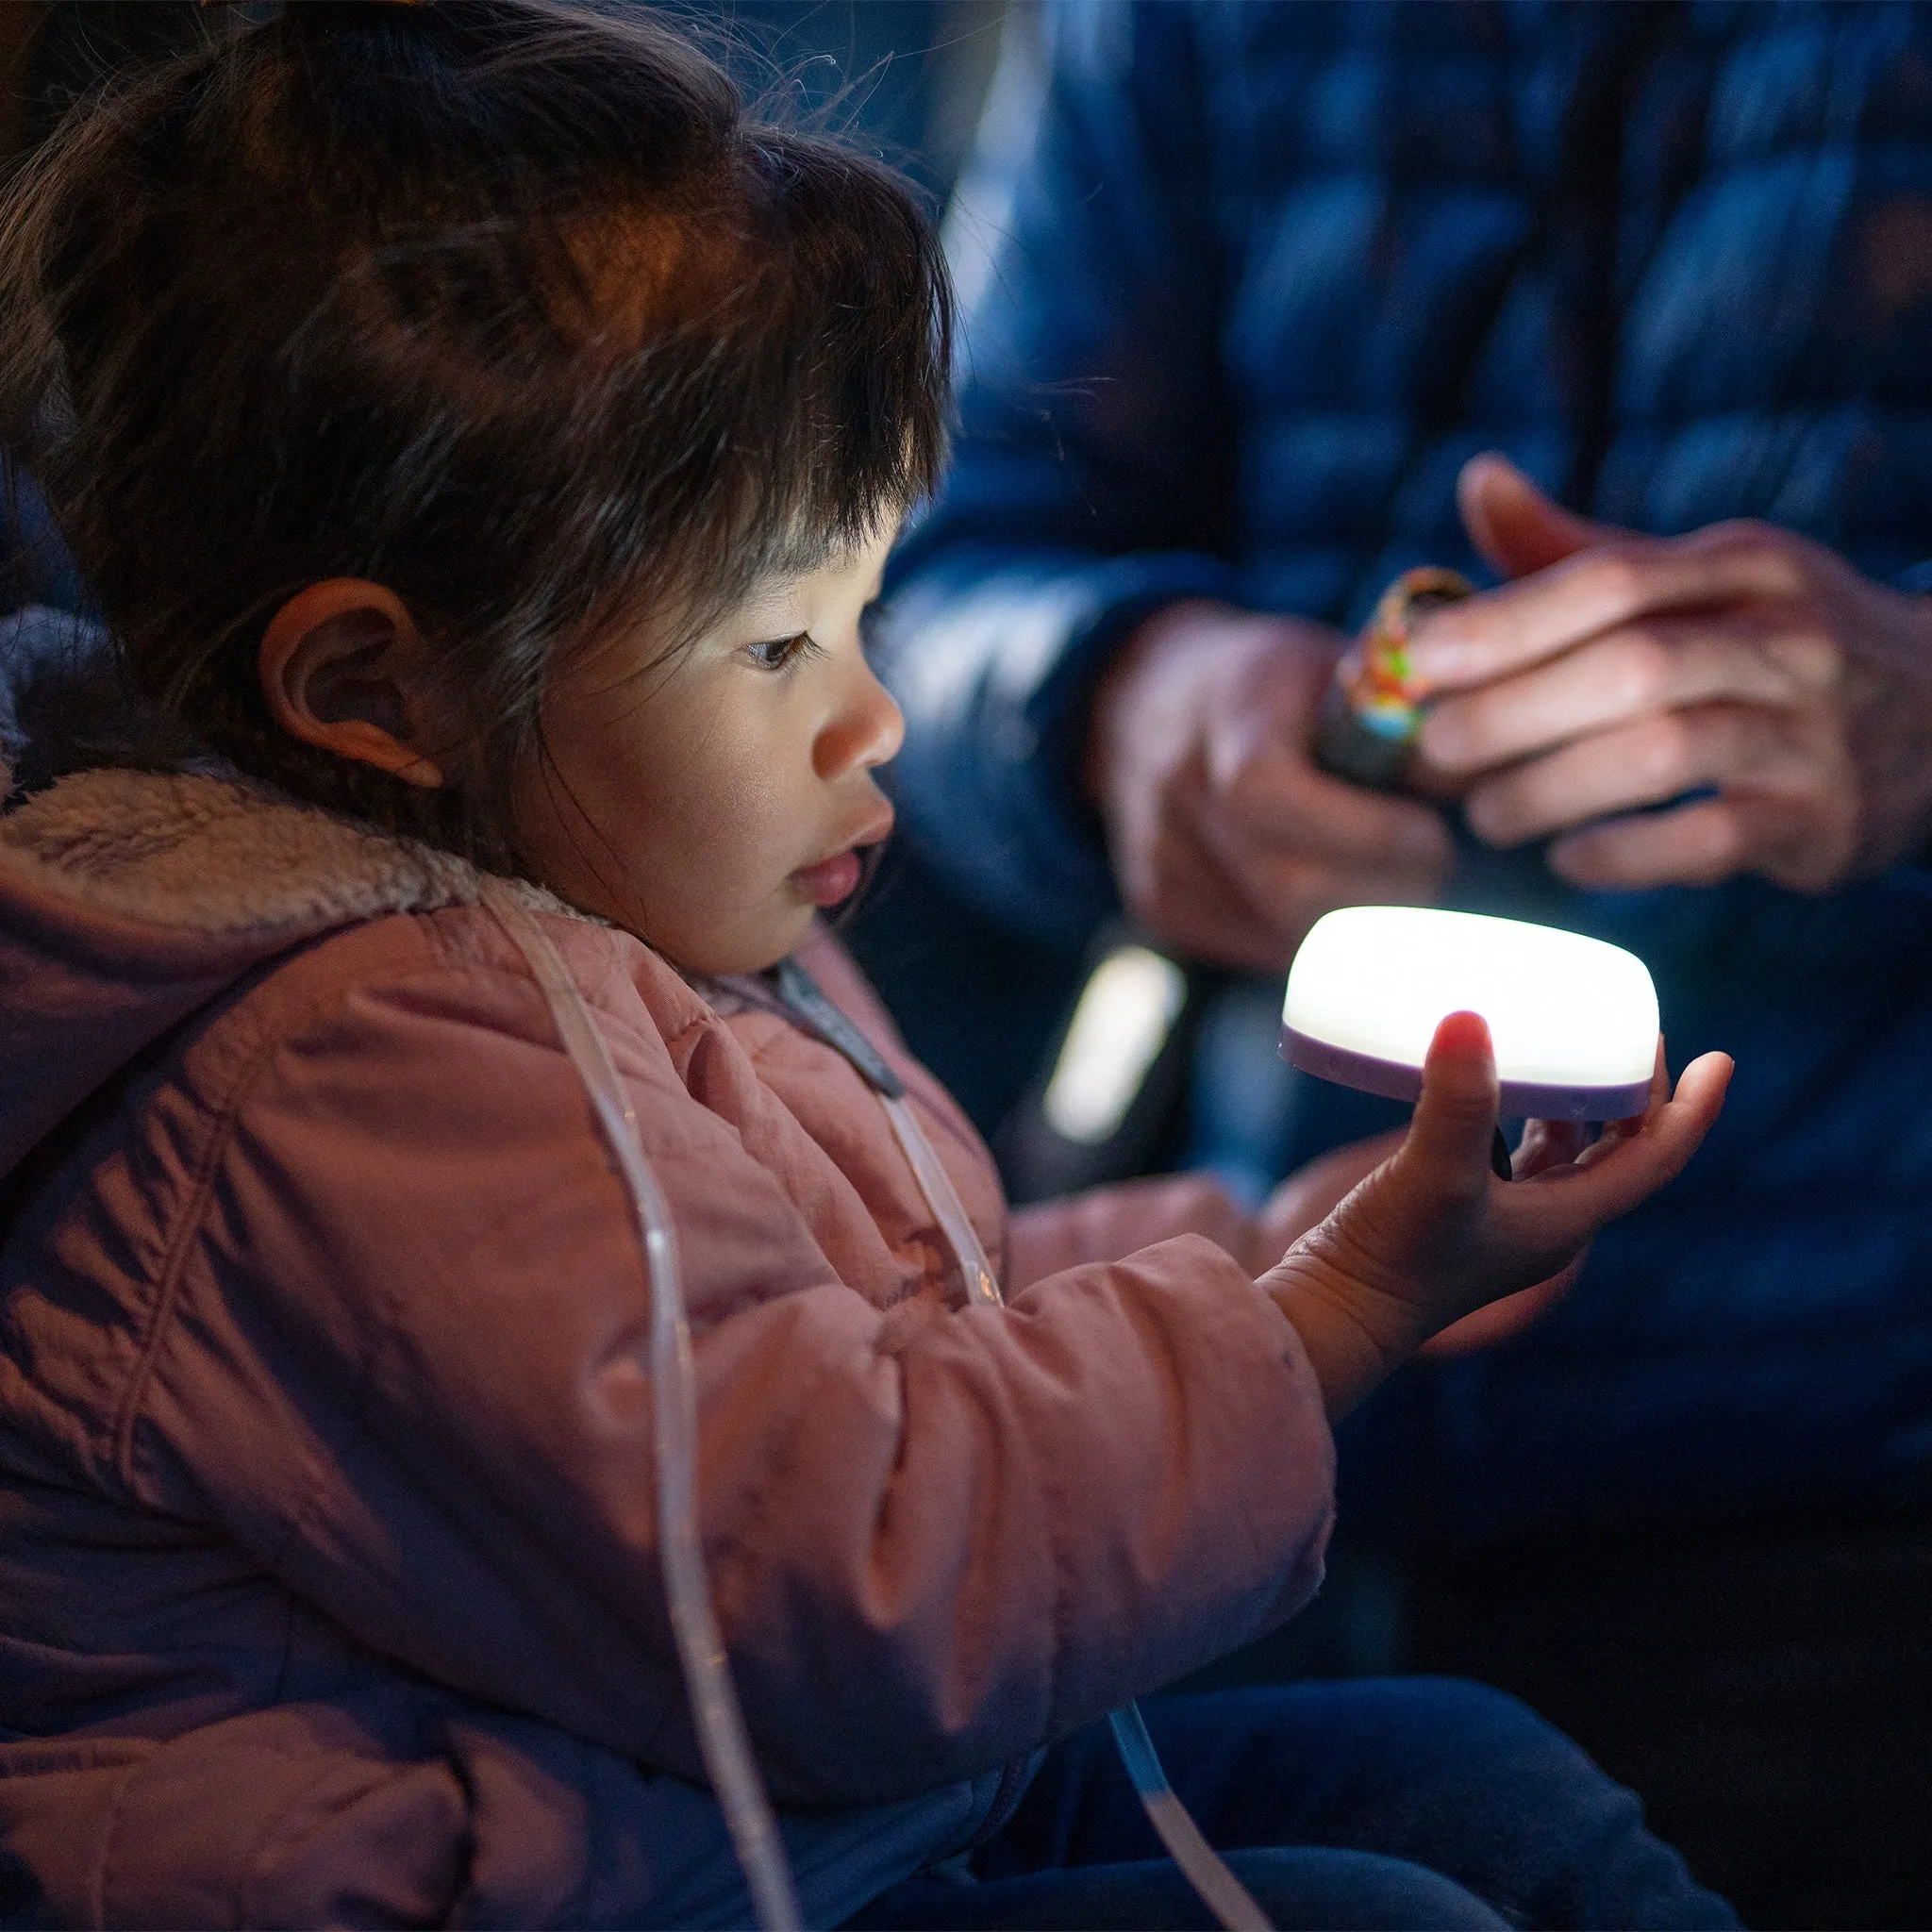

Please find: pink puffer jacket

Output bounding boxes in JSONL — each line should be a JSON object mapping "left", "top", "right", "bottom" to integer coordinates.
{"left": 0, "top": 764, "right": 1335, "bottom": 1928}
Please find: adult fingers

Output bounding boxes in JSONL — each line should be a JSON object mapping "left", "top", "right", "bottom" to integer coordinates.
{"left": 1206, "top": 731, "right": 1455, "bottom": 874}
{"left": 1180, "top": 748, "right": 1453, "bottom": 958}
{"left": 1418, "top": 610, "right": 1832, "bottom": 778}
{"left": 1136, "top": 776, "right": 1444, "bottom": 974}
{"left": 1198, "top": 812, "right": 1453, "bottom": 938}
{"left": 1407, "top": 523, "right": 1823, "bottom": 691}
{"left": 1122, "top": 792, "right": 1316, "bottom": 971}
{"left": 1457, "top": 453, "right": 1608, "bottom": 579}
{"left": 1458, "top": 702, "right": 1836, "bottom": 849}
{"left": 1138, "top": 777, "right": 1426, "bottom": 973}
{"left": 1545, "top": 789, "right": 1854, "bottom": 891}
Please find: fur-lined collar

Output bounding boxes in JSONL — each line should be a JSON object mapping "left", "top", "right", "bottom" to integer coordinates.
{"left": 0, "top": 603, "right": 575, "bottom": 941}
{"left": 0, "top": 764, "right": 589, "bottom": 1184}
{"left": 0, "top": 764, "right": 576, "bottom": 941}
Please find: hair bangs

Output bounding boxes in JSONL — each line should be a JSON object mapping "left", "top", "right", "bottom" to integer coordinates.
{"left": 0, "top": 0, "right": 955, "bottom": 866}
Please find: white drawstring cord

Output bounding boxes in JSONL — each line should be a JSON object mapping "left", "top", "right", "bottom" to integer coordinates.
{"left": 877, "top": 1089, "right": 1272, "bottom": 1932}
{"left": 482, "top": 882, "right": 802, "bottom": 1932}
{"left": 487, "top": 885, "right": 1270, "bottom": 1932}
{"left": 1108, "top": 1703, "right": 1272, "bottom": 1932}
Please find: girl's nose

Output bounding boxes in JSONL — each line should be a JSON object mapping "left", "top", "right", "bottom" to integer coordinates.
{"left": 817, "top": 656, "right": 905, "bottom": 778}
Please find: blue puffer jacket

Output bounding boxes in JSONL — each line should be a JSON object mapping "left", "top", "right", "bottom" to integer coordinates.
{"left": 875, "top": 0, "right": 1932, "bottom": 1539}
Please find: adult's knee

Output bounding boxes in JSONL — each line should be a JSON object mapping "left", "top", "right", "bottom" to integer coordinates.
{"left": 1227, "top": 1846, "right": 1510, "bottom": 1931}
{"left": 1288, "top": 1678, "right": 1738, "bottom": 1928}
{"left": 844, "top": 1848, "right": 1509, "bottom": 1930}
{"left": 1145, "top": 1681, "right": 1737, "bottom": 1928}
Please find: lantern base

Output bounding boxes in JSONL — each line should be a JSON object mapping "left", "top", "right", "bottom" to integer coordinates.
{"left": 1280, "top": 1024, "right": 1651, "bottom": 1123}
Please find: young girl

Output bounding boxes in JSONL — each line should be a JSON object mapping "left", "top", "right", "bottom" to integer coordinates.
{"left": 0, "top": 5, "right": 1734, "bottom": 1926}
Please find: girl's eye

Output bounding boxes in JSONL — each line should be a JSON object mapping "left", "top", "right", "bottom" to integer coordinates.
{"left": 745, "top": 631, "right": 822, "bottom": 673}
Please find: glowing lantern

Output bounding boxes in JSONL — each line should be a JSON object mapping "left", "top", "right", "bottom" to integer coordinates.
{"left": 1281, "top": 906, "right": 1658, "bottom": 1121}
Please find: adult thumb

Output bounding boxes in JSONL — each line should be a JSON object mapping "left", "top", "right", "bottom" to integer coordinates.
{"left": 1457, "top": 453, "right": 1606, "bottom": 580}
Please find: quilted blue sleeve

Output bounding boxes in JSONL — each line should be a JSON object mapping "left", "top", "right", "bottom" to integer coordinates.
{"left": 873, "top": 0, "right": 1245, "bottom": 946}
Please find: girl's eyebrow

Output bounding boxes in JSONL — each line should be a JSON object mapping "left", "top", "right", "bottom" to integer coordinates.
{"left": 730, "top": 585, "right": 809, "bottom": 631}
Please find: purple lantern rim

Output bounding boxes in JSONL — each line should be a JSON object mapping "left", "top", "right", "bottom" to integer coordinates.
{"left": 1280, "top": 1025, "right": 1653, "bottom": 1123}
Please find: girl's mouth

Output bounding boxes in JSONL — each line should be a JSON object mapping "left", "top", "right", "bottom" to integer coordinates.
{"left": 789, "top": 848, "right": 865, "bottom": 908}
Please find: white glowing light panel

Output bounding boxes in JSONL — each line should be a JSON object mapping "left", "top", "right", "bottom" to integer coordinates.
{"left": 1281, "top": 907, "right": 1658, "bottom": 1121}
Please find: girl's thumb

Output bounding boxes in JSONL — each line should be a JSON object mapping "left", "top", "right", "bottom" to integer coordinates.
{"left": 1457, "top": 453, "right": 1606, "bottom": 579}
{"left": 1401, "top": 1010, "right": 1503, "bottom": 1191}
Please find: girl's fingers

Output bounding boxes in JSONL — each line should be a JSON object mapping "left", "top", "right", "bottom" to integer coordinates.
{"left": 1398, "top": 1021, "right": 1727, "bottom": 1277}
{"left": 1527, "top": 1051, "right": 1733, "bottom": 1226}
{"left": 1400, "top": 1011, "right": 1503, "bottom": 1196}
{"left": 1647, "top": 1052, "right": 1733, "bottom": 1173}
{"left": 1513, "top": 1116, "right": 1588, "bottom": 1178}
{"left": 1595, "top": 1036, "right": 1671, "bottom": 1153}
{"left": 1510, "top": 1038, "right": 1664, "bottom": 1180}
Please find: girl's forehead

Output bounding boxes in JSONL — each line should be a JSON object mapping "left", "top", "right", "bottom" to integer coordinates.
{"left": 735, "top": 528, "right": 898, "bottom": 617}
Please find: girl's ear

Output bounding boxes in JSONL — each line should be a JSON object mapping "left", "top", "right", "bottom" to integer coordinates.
{"left": 258, "top": 580, "right": 449, "bottom": 787}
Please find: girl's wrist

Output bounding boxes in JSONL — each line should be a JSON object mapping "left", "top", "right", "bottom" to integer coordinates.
{"left": 1263, "top": 1253, "right": 1434, "bottom": 1423}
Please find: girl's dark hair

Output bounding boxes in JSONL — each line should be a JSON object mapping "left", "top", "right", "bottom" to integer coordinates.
{"left": 0, "top": 0, "right": 952, "bottom": 863}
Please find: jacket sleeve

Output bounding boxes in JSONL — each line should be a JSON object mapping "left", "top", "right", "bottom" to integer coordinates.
{"left": 1008, "top": 1173, "right": 1266, "bottom": 1287}
{"left": 874, "top": 0, "right": 1243, "bottom": 945}
{"left": 132, "top": 938, "right": 1334, "bottom": 1807}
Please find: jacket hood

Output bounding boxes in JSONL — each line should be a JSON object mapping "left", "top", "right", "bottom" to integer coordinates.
{"left": 0, "top": 608, "right": 558, "bottom": 1180}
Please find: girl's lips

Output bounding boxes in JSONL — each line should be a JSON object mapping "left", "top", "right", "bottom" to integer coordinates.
{"left": 790, "top": 848, "right": 864, "bottom": 908}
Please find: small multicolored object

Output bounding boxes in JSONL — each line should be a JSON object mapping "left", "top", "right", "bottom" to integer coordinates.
{"left": 1312, "top": 566, "right": 1474, "bottom": 789}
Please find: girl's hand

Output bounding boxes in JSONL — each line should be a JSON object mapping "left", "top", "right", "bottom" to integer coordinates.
{"left": 1415, "top": 1114, "right": 1602, "bottom": 1355}
{"left": 1258, "top": 1120, "right": 1604, "bottom": 1353}
{"left": 1257, "top": 1127, "right": 1591, "bottom": 1353}
{"left": 1256, "top": 1129, "right": 1407, "bottom": 1264}
{"left": 1260, "top": 1012, "right": 1732, "bottom": 1419}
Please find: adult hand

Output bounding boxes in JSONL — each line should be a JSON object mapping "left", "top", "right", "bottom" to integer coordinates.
{"left": 1089, "top": 601, "right": 1454, "bottom": 971}
{"left": 1262, "top": 1017, "right": 1731, "bottom": 1421}
{"left": 1410, "top": 454, "right": 1932, "bottom": 891}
